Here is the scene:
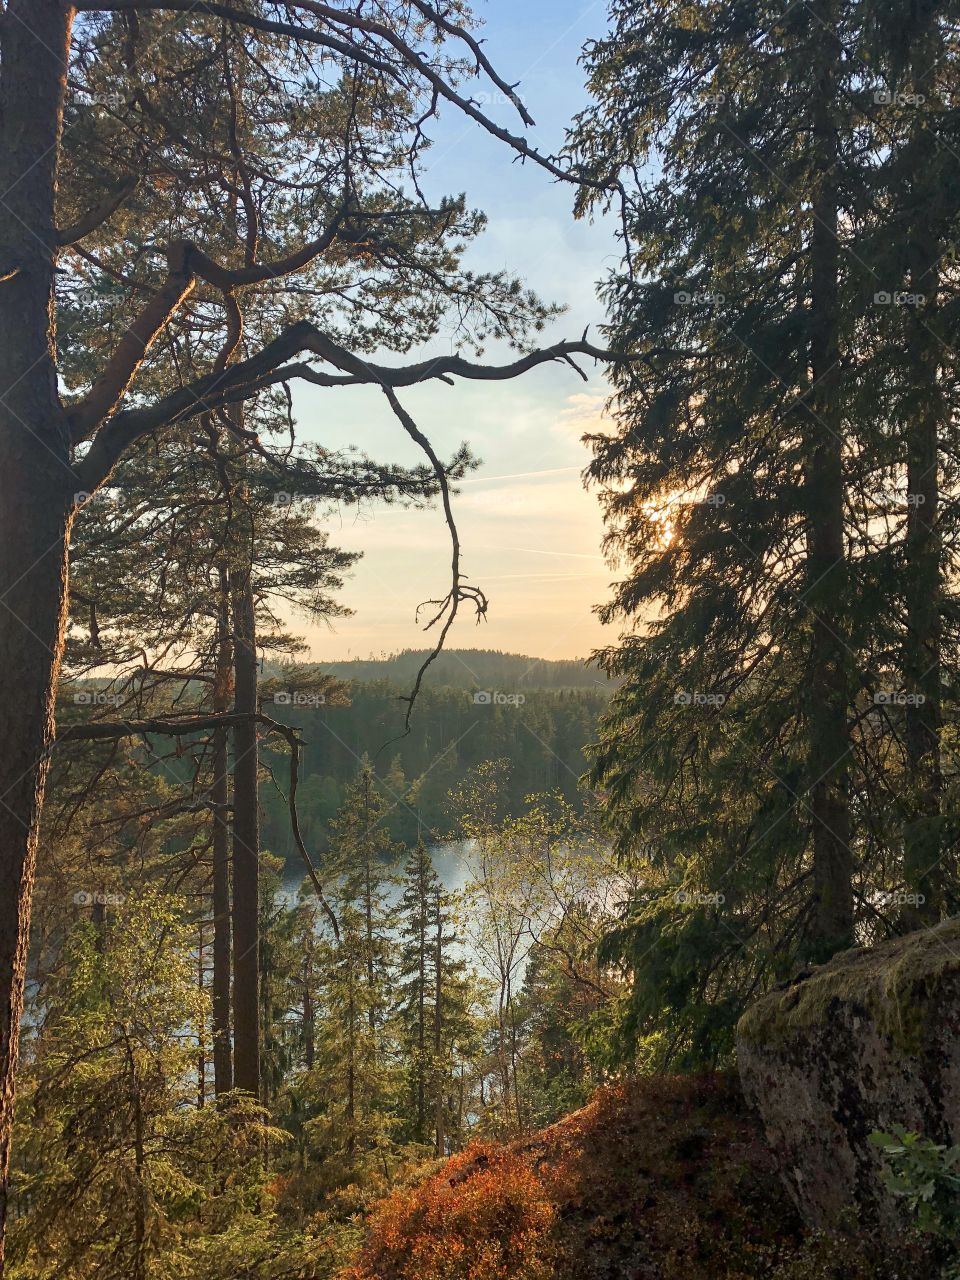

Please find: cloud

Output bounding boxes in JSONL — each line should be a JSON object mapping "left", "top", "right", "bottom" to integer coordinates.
{"left": 554, "top": 391, "right": 611, "bottom": 441}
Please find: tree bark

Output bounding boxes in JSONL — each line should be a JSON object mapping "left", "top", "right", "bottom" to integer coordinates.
{"left": 433, "top": 889, "right": 444, "bottom": 1157}
{"left": 303, "top": 922, "right": 315, "bottom": 1070}
{"left": 417, "top": 850, "right": 427, "bottom": 1143}
{"left": 211, "top": 569, "right": 233, "bottom": 1095}
{"left": 346, "top": 953, "right": 357, "bottom": 1158}
{"left": 805, "top": 0, "right": 853, "bottom": 960}
{"left": 231, "top": 564, "right": 260, "bottom": 1097}
{"left": 197, "top": 921, "right": 207, "bottom": 1108}
{"left": 903, "top": 262, "right": 943, "bottom": 923}
{"left": 0, "top": 4, "right": 75, "bottom": 1267}
{"left": 362, "top": 770, "right": 377, "bottom": 1036}
{"left": 128, "top": 1039, "right": 147, "bottom": 1280}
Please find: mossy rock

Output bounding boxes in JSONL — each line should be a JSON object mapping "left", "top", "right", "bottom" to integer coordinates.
{"left": 739, "top": 918, "right": 960, "bottom": 1052}
{"left": 736, "top": 919, "right": 960, "bottom": 1234}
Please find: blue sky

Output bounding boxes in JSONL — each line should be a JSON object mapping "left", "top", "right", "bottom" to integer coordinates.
{"left": 295, "top": 0, "right": 620, "bottom": 664}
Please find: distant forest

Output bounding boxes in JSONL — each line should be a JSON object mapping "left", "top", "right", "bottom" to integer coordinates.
{"left": 273, "top": 648, "right": 614, "bottom": 692}
{"left": 262, "top": 668, "right": 611, "bottom": 857}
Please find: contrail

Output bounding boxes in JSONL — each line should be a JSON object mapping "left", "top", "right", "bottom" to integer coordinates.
{"left": 457, "top": 466, "right": 582, "bottom": 484}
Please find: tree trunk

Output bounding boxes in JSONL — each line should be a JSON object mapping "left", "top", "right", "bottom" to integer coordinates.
{"left": 805, "top": 0, "right": 853, "bottom": 960}
{"left": 231, "top": 566, "right": 260, "bottom": 1096}
{"left": 903, "top": 262, "right": 943, "bottom": 923}
{"left": 346, "top": 954, "right": 357, "bottom": 1158}
{"left": 303, "top": 923, "right": 315, "bottom": 1070}
{"left": 417, "top": 855, "right": 427, "bottom": 1143}
{"left": 433, "top": 891, "right": 444, "bottom": 1157}
{"left": 129, "top": 1042, "right": 148, "bottom": 1280}
{"left": 362, "top": 771, "right": 376, "bottom": 1036}
{"left": 211, "top": 569, "right": 233, "bottom": 1095}
{"left": 903, "top": 25, "right": 944, "bottom": 925}
{"left": 197, "top": 922, "right": 207, "bottom": 1108}
{"left": 0, "top": 4, "right": 75, "bottom": 1268}
{"left": 260, "top": 926, "right": 272, "bottom": 1167}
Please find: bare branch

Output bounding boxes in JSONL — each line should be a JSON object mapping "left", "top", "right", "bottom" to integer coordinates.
{"left": 179, "top": 210, "right": 349, "bottom": 290}
{"left": 292, "top": 330, "right": 666, "bottom": 387}
{"left": 54, "top": 710, "right": 254, "bottom": 744}
{"left": 73, "top": 319, "right": 658, "bottom": 493}
{"left": 407, "top": 0, "right": 534, "bottom": 126}
{"left": 278, "top": 724, "right": 341, "bottom": 940}
{"left": 380, "top": 385, "right": 486, "bottom": 728}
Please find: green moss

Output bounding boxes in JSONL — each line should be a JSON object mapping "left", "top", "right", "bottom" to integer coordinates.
{"left": 737, "top": 919, "right": 960, "bottom": 1052}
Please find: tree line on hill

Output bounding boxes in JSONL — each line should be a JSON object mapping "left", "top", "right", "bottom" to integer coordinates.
{"left": 296, "top": 649, "right": 613, "bottom": 692}
{"left": 261, "top": 679, "right": 610, "bottom": 856}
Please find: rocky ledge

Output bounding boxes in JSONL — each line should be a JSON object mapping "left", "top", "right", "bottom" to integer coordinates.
{"left": 737, "top": 918, "right": 960, "bottom": 1233}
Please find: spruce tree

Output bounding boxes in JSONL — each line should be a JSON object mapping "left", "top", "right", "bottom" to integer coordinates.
{"left": 310, "top": 764, "right": 400, "bottom": 1181}
{"left": 396, "top": 837, "right": 438, "bottom": 1147}
{"left": 568, "top": 0, "right": 960, "bottom": 1058}
{"left": 395, "top": 838, "right": 475, "bottom": 1154}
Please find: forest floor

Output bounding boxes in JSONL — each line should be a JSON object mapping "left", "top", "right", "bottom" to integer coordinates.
{"left": 341, "top": 1072, "right": 941, "bottom": 1279}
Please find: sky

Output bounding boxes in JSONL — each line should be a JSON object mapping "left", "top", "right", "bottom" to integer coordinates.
{"left": 294, "top": 0, "right": 620, "bottom": 664}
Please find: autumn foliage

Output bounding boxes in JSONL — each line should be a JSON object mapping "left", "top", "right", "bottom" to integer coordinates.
{"left": 340, "top": 1074, "right": 786, "bottom": 1280}
{"left": 341, "top": 1143, "right": 557, "bottom": 1280}
{"left": 338, "top": 1073, "right": 941, "bottom": 1280}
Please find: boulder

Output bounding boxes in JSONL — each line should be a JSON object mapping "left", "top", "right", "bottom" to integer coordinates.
{"left": 736, "top": 918, "right": 960, "bottom": 1232}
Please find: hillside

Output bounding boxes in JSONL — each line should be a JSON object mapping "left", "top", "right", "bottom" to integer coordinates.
{"left": 293, "top": 649, "right": 614, "bottom": 691}
{"left": 262, "top": 675, "right": 609, "bottom": 852}
{"left": 342, "top": 1074, "right": 935, "bottom": 1280}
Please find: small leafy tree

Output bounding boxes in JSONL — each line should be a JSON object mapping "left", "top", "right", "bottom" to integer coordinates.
{"left": 870, "top": 1128, "right": 960, "bottom": 1243}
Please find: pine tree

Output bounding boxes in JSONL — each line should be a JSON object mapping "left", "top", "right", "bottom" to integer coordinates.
{"left": 0, "top": 1, "right": 619, "bottom": 1244}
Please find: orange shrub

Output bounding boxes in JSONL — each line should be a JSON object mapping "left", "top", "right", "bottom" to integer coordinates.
{"left": 341, "top": 1143, "right": 557, "bottom": 1280}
